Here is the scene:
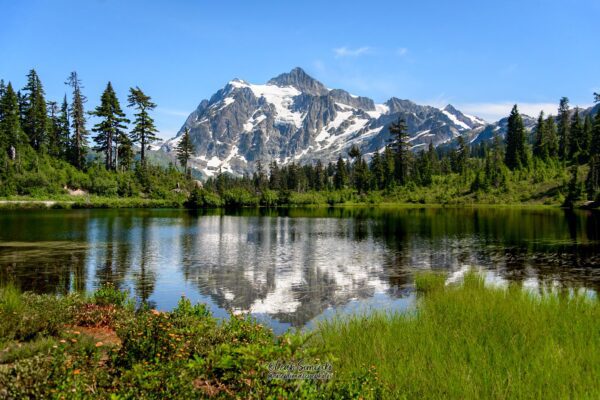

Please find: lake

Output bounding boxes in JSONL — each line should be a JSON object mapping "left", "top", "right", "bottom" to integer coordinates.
{"left": 0, "top": 207, "right": 598, "bottom": 334}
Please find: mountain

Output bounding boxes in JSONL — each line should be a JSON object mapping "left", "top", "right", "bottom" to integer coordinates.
{"left": 159, "top": 68, "right": 490, "bottom": 177}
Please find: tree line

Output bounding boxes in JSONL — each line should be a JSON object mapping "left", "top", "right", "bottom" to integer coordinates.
{"left": 0, "top": 69, "right": 190, "bottom": 199}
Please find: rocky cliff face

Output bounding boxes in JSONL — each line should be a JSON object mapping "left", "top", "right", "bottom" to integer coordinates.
{"left": 161, "top": 67, "right": 490, "bottom": 177}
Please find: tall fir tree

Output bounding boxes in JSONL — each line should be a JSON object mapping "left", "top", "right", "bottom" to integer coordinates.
{"left": 581, "top": 115, "right": 593, "bottom": 163}
{"left": 544, "top": 115, "right": 559, "bottom": 159}
{"left": 388, "top": 117, "right": 410, "bottom": 184}
{"left": 127, "top": 86, "right": 158, "bottom": 163}
{"left": 568, "top": 108, "right": 583, "bottom": 162}
{"left": 591, "top": 107, "right": 600, "bottom": 158}
{"left": 66, "top": 72, "right": 88, "bottom": 169}
{"left": 46, "top": 100, "right": 61, "bottom": 157}
{"left": 118, "top": 134, "right": 135, "bottom": 171}
{"left": 557, "top": 97, "right": 570, "bottom": 161}
{"left": 176, "top": 127, "right": 194, "bottom": 175}
{"left": 21, "top": 69, "right": 48, "bottom": 151}
{"left": 533, "top": 111, "right": 547, "bottom": 159}
{"left": 452, "top": 136, "right": 469, "bottom": 174}
{"left": 0, "top": 82, "right": 24, "bottom": 154}
{"left": 504, "top": 105, "right": 528, "bottom": 170}
{"left": 333, "top": 156, "right": 348, "bottom": 189}
{"left": 56, "top": 96, "right": 70, "bottom": 160}
{"left": 90, "top": 82, "right": 129, "bottom": 170}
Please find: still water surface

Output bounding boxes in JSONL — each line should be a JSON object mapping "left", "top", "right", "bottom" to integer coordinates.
{"left": 0, "top": 207, "right": 598, "bottom": 333}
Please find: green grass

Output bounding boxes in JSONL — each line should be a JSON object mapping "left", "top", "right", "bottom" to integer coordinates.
{"left": 312, "top": 271, "right": 600, "bottom": 399}
{"left": 1, "top": 274, "right": 598, "bottom": 398}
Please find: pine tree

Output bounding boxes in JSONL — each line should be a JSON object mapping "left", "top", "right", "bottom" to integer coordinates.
{"left": 90, "top": 82, "right": 129, "bottom": 170}
{"left": 383, "top": 145, "right": 395, "bottom": 188}
{"left": 485, "top": 134, "right": 506, "bottom": 188}
{"left": 128, "top": 86, "right": 158, "bottom": 164}
{"left": 177, "top": 127, "right": 194, "bottom": 175}
{"left": 581, "top": 115, "right": 593, "bottom": 163}
{"left": 533, "top": 111, "right": 546, "bottom": 159}
{"left": 315, "top": 160, "right": 325, "bottom": 191}
{"left": 568, "top": 108, "right": 583, "bottom": 162}
{"left": 544, "top": 115, "right": 559, "bottom": 159}
{"left": 46, "top": 100, "right": 61, "bottom": 157}
{"left": 504, "top": 105, "right": 528, "bottom": 170}
{"left": 388, "top": 117, "right": 410, "bottom": 184}
{"left": 66, "top": 72, "right": 88, "bottom": 169}
{"left": 0, "top": 82, "right": 24, "bottom": 154}
{"left": 557, "top": 97, "right": 570, "bottom": 161}
{"left": 427, "top": 142, "right": 439, "bottom": 174}
{"left": 586, "top": 155, "right": 600, "bottom": 200}
{"left": 268, "top": 161, "right": 281, "bottom": 190}
{"left": 452, "top": 136, "right": 469, "bottom": 174}
{"left": 333, "top": 156, "right": 347, "bottom": 189}
{"left": 118, "top": 134, "right": 135, "bottom": 171}
{"left": 21, "top": 69, "right": 48, "bottom": 151}
{"left": 586, "top": 93, "right": 600, "bottom": 199}
{"left": 56, "top": 96, "right": 70, "bottom": 160}
{"left": 0, "top": 80, "right": 5, "bottom": 105}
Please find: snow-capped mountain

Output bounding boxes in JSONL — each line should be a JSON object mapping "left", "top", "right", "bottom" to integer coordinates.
{"left": 161, "top": 67, "right": 489, "bottom": 177}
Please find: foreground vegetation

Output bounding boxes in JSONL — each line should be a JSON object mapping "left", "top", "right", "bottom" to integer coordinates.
{"left": 1, "top": 273, "right": 598, "bottom": 399}
{"left": 316, "top": 273, "right": 600, "bottom": 399}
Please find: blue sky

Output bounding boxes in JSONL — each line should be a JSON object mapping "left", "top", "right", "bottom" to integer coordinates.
{"left": 1, "top": 0, "right": 599, "bottom": 139}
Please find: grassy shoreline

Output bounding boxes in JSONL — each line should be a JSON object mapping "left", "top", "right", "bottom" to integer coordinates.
{"left": 0, "top": 195, "right": 571, "bottom": 210}
{"left": 1, "top": 273, "right": 598, "bottom": 399}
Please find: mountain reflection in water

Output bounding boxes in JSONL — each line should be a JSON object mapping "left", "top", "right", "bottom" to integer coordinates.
{"left": 0, "top": 207, "right": 598, "bottom": 332}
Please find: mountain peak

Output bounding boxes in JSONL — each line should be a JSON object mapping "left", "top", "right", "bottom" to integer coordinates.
{"left": 443, "top": 104, "right": 459, "bottom": 113}
{"left": 267, "top": 67, "right": 329, "bottom": 96}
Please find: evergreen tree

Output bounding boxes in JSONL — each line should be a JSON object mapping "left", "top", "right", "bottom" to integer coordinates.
{"left": 118, "top": 134, "right": 135, "bottom": 171}
{"left": 544, "top": 115, "right": 559, "bottom": 159}
{"left": 581, "top": 115, "right": 593, "bottom": 163}
{"left": 46, "top": 100, "right": 61, "bottom": 157}
{"left": 66, "top": 72, "right": 88, "bottom": 169}
{"left": 586, "top": 155, "right": 600, "bottom": 200}
{"left": 484, "top": 134, "right": 506, "bottom": 188}
{"left": 314, "top": 160, "right": 325, "bottom": 191}
{"left": 57, "top": 96, "right": 70, "bottom": 160}
{"left": 177, "top": 127, "right": 194, "bottom": 175}
{"left": 383, "top": 145, "right": 395, "bottom": 188}
{"left": 0, "top": 83, "right": 24, "bottom": 154}
{"left": 370, "top": 151, "right": 385, "bottom": 190}
{"left": 557, "top": 97, "right": 570, "bottom": 161}
{"left": 90, "top": 82, "right": 129, "bottom": 170}
{"left": 0, "top": 80, "right": 5, "bottom": 105}
{"left": 252, "top": 160, "right": 268, "bottom": 191}
{"left": 452, "top": 136, "right": 469, "bottom": 174}
{"left": 568, "top": 108, "right": 583, "bottom": 162}
{"left": 533, "top": 111, "right": 546, "bottom": 159}
{"left": 427, "top": 142, "right": 439, "bottom": 175}
{"left": 504, "top": 105, "right": 528, "bottom": 170}
{"left": 21, "top": 69, "right": 48, "bottom": 151}
{"left": 268, "top": 161, "right": 281, "bottom": 190}
{"left": 333, "top": 156, "right": 348, "bottom": 189}
{"left": 128, "top": 86, "right": 159, "bottom": 163}
{"left": 388, "top": 117, "right": 410, "bottom": 184}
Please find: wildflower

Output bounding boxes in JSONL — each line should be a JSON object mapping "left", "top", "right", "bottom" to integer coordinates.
{"left": 95, "top": 342, "right": 104, "bottom": 347}
{"left": 73, "top": 369, "right": 81, "bottom": 375}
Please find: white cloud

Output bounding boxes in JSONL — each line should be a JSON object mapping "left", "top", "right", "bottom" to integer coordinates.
{"left": 333, "top": 46, "right": 371, "bottom": 58}
{"left": 396, "top": 47, "right": 408, "bottom": 56}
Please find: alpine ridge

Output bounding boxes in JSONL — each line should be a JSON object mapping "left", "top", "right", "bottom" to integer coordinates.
{"left": 161, "top": 68, "right": 495, "bottom": 177}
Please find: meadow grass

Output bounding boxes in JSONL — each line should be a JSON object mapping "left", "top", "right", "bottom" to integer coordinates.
{"left": 312, "top": 272, "right": 600, "bottom": 399}
{"left": 1, "top": 274, "right": 598, "bottom": 398}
